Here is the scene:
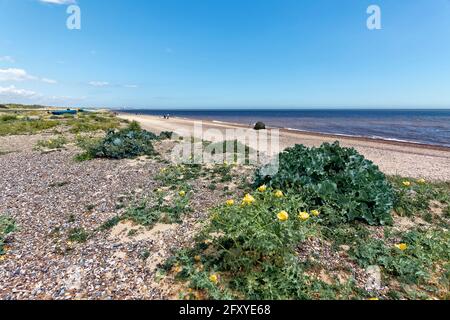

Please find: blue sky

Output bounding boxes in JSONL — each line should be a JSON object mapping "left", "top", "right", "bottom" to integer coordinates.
{"left": 1, "top": 0, "right": 450, "bottom": 109}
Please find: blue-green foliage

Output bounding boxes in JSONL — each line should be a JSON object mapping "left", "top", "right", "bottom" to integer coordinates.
{"left": 79, "top": 121, "right": 158, "bottom": 160}
{"left": 255, "top": 142, "right": 394, "bottom": 225}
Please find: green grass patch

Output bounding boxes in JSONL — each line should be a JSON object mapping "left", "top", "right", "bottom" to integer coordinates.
{"left": 67, "top": 113, "right": 122, "bottom": 134}
{"left": 35, "top": 136, "right": 68, "bottom": 150}
{"left": 0, "top": 116, "right": 60, "bottom": 136}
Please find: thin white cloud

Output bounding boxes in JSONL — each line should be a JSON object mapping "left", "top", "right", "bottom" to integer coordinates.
{"left": 124, "top": 84, "right": 138, "bottom": 88}
{"left": 0, "top": 68, "right": 57, "bottom": 84}
{"left": 0, "top": 68, "right": 36, "bottom": 81}
{"left": 89, "top": 81, "right": 109, "bottom": 87}
{"left": 0, "top": 85, "right": 84, "bottom": 106}
{"left": 39, "top": 0, "right": 76, "bottom": 5}
{"left": 42, "top": 78, "right": 57, "bottom": 84}
{"left": 0, "top": 85, "right": 38, "bottom": 98}
{"left": 0, "top": 56, "right": 15, "bottom": 63}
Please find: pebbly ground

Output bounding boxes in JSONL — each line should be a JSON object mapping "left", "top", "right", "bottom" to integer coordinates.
{"left": 0, "top": 136, "right": 233, "bottom": 299}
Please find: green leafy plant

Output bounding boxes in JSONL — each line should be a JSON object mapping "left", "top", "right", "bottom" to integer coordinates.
{"left": 123, "top": 200, "right": 161, "bottom": 227}
{"left": 76, "top": 121, "right": 157, "bottom": 160}
{"left": 350, "top": 228, "right": 450, "bottom": 286}
{"left": 68, "top": 227, "right": 89, "bottom": 243}
{"left": 163, "top": 189, "right": 364, "bottom": 300}
{"left": 99, "top": 216, "right": 122, "bottom": 231}
{"left": 158, "top": 131, "right": 174, "bottom": 140}
{"left": 156, "top": 164, "right": 203, "bottom": 187}
{"left": 120, "top": 190, "right": 192, "bottom": 228}
{"left": 255, "top": 142, "right": 394, "bottom": 225}
{"left": 0, "top": 215, "right": 17, "bottom": 255}
{"left": 390, "top": 177, "right": 449, "bottom": 219}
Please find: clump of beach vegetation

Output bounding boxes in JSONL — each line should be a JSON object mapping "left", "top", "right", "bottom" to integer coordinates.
{"left": 0, "top": 113, "right": 60, "bottom": 136}
{"left": 0, "top": 215, "right": 16, "bottom": 256}
{"left": 75, "top": 121, "right": 173, "bottom": 161}
{"left": 35, "top": 136, "right": 68, "bottom": 151}
{"left": 159, "top": 142, "right": 449, "bottom": 300}
{"left": 75, "top": 121, "right": 159, "bottom": 160}
{"left": 255, "top": 142, "right": 394, "bottom": 225}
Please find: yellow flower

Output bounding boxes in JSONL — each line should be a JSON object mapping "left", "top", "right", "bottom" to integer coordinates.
{"left": 173, "top": 265, "right": 183, "bottom": 273}
{"left": 298, "top": 211, "right": 310, "bottom": 221}
{"left": 417, "top": 178, "right": 426, "bottom": 185}
{"left": 194, "top": 255, "right": 201, "bottom": 262}
{"left": 311, "top": 210, "right": 320, "bottom": 217}
{"left": 257, "top": 185, "right": 267, "bottom": 192}
{"left": 402, "top": 181, "right": 411, "bottom": 187}
{"left": 226, "top": 199, "right": 235, "bottom": 206}
{"left": 179, "top": 191, "right": 186, "bottom": 197}
{"left": 277, "top": 210, "right": 289, "bottom": 222}
{"left": 368, "top": 297, "right": 379, "bottom": 301}
{"left": 395, "top": 243, "right": 408, "bottom": 251}
{"left": 274, "top": 190, "right": 284, "bottom": 198}
{"left": 209, "top": 274, "right": 219, "bottom": 284}
{"left": 242, "top": 194, "right": 256, "bottom": 205}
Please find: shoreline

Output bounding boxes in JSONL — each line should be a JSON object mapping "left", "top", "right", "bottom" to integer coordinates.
{"left": 116, "top": 112, "right": 450, "bottom": 181}
{"left": 117, "top": 111, "right": 450, "bottom": 152}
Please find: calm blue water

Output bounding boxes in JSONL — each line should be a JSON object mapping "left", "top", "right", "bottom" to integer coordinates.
{"left": 120, "top": 109, "right": 450, "bottom": 148}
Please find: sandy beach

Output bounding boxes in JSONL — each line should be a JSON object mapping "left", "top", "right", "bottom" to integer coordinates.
{"left": 118, "top": 113, "right": 450, "bottom": 181}
{"left": 1, "top": 109, "right": 449, "bottom": 300}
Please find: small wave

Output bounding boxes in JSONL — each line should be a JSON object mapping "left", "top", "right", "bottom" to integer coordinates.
{"left": 284, "top": 128, "right": 450, "bottom": 147}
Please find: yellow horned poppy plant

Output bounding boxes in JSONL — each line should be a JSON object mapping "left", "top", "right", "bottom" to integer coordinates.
{"left": 277, "top": 210, "right": 289, "bottom": 222}
{"left": 242, "top": 194, "right": 255, "bottom": 205}
{"left": 209, "top": 274, "right": 219, "bottom": 284}
{"left": 257, "top": 185, "right": 267, "bottom": 192}
{"left": 274, "top": 190, "right": 284, "bottom": 198}
{"left": 311, "top": 210, "right": 320, "bottom": 217}
{"left": 395, "top": 243, "right": 408, "bottom": 251}
{"left": 226, "top": 199, "right": 235, "bottom": 206}
{"left": 298, "top": 211, "right": 310, "bottom": 221}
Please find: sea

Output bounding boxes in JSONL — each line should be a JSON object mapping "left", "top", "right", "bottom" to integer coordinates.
{"left": 120, "top": 109, "right": 450, "bottom": 148}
